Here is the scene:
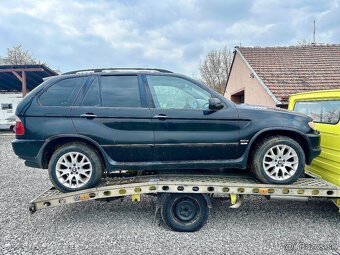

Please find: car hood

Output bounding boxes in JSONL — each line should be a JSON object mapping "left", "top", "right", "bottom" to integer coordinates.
{"left": 235, "top": 104, "right": 310, "bottom": 119}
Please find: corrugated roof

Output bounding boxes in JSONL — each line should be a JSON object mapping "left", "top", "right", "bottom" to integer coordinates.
{"left": 0, "top": 64, "right": 57, "bottom": 92}
{"left": 237, "top": 44, "right": 340, "bottom": 104}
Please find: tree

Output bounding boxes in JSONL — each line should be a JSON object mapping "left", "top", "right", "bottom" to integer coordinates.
{"left": 199, "top": 47, "right": 233, "bottom": 94}
{"left": 296, "top": 39, "right": 313, "bottom": 46}
{"left": 0, "top": 45, "right": 38, "bottom": 65}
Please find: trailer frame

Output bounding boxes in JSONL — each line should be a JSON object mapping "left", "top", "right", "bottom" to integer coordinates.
{"left": 28, "top": 171, "right": 340, "bottom": 231}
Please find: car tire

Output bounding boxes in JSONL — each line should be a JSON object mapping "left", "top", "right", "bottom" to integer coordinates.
{"left": 251, "top": 136, "right": 305, "bottom": 184}
{"left": 48, "top": 142, "right": 103, "bottom": 192}
{"left": 161, "top": 193, "right": 209, "bottom": 232}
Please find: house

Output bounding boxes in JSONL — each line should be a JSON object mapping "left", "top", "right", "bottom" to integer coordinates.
{"left": 224, "top": 44, "right": 340, "bottom": 108}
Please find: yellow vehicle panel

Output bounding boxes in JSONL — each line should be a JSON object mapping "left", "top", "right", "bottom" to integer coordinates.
{"left": 289, "top": 89, "right": 340, "bottom": 186}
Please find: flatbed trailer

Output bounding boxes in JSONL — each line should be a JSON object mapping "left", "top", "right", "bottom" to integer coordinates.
{"left": 29, "top": 171, "right": 340, "bottom": 232}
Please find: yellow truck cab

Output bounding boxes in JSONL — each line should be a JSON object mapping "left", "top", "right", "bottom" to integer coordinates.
{"left": 289, "top": 89, "right": 340, "bottom": 187}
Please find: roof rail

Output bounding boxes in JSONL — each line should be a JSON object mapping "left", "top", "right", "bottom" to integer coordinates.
{"left": 62, "top": 68, "right": 173, "bottom": 75}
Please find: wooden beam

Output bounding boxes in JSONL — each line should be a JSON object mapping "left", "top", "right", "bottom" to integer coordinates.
{"left": 22, "top": 71, "right": 27, "bottom": 97}
{"left": 11, "top": 71, "right": 27, "bottom": 96}
{"left": 0, "top": 68, "right": 44, "bottom": 73}
{"left": 11, "top": 71, "right": 23, "bottom": 82}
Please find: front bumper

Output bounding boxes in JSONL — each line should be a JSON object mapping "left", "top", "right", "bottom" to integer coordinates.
{"left": 306, "top": 133, "right": 321, "bottom": 164}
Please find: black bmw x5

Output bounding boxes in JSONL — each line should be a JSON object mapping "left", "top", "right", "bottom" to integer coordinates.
{"left": 12, "top": 68, "right": 321, "bottom": 192}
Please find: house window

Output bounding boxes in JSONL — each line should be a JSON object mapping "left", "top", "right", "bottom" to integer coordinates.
{"left": 231, "top": 90, "right": 245, "bottom": 104}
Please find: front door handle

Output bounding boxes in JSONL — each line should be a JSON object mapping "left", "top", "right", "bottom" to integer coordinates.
{"left": 80, "top": 113, "right": 97, "bottom": 119}
{"left": 152, "top": 114, "right": 168, "bottom": 120}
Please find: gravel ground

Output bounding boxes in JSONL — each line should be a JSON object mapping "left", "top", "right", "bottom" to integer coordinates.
{"left": 1, "top": 135, "right": 339, "bottom": 255}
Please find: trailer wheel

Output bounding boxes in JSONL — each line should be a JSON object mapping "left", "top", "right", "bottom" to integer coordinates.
{"left": 161, "top": 193, "right": 209, "bottom": 232}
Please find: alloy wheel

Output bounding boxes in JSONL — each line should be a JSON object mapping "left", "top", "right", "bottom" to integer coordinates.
{"left": 55, "top": 152, "right": 93, "bottom": 189}
{"left": 262, "top": 145, "right": 299, "bottom": 181}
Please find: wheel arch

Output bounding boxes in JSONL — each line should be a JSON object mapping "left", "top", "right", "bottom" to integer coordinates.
{"left": 246, "top": 128, "right": 311, "bottom": 166}
{"left": 40, "top": 135, "right": 108, "bottom": 170}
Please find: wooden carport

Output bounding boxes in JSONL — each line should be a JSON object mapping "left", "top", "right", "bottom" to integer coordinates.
{"left": 0, "top": 65, "right": 58, "bottom": 96}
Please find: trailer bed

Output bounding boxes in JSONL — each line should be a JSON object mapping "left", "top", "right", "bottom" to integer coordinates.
{"left": 29, "top": 171, "right": 340, "bottom": 213}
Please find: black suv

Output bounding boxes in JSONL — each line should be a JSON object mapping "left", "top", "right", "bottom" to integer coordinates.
{"left": 12, "top": 68, "right": 321, "bottom": 192}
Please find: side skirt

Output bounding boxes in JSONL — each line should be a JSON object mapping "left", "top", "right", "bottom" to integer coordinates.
{"left": 106, "top": 158, "right": 247, "bottom": 171}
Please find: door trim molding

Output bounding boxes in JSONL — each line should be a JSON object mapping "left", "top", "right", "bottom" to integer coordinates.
{"left": 101, "top": 142, "right": 239, "bottom": 147}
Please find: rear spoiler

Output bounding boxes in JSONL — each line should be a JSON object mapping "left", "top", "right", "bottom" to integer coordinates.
{"left": 42, "top": 76, "right": 57, "bottom": 81}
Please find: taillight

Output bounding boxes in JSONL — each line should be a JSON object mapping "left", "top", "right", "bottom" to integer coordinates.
{"left": 16, "top": 119, "right": 25, "bottom": 135}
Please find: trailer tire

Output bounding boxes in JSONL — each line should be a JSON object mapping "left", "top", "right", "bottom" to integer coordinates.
{"left": 161, "top": 193, "right": 209, "bottom": 232}
{"left": 252, "top": 136, "right": 305, "bottom": 184}
{"left": 48, "top": 142, "right": 103, "bottom": 192}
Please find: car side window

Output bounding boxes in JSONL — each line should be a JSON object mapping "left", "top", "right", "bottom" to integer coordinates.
{"left": 81, "top": 77, "right": 100, "bottom": 107}
{"left": 39, "top": 77, "right": 85, "bottom": 106}
{"left": 294, "top": 100, "right": 340, "bottom": 124}
{"left": 146, "top": 75, "right": 211, "bottom": 109}
{"left": 100, "top": 76, "right": 141, "bottom": 108}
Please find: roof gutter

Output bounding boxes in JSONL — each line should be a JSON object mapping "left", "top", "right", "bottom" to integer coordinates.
{"left": 235, "top": 48, "right": 281, "bottom": 105}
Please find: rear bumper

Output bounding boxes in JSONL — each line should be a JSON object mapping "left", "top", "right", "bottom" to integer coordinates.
{"left": 12, "top": 139, "right": 44, "bottom": 168}
{"left": 306, "top": 133, "right": 321, "bottom": 164}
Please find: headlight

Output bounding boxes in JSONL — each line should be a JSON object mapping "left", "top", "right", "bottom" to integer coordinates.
{"left": 308, "top": 121, "right": 315, "bottom": 130}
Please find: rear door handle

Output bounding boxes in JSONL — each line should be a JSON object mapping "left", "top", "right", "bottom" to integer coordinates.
{"left": 80, "top": 113, "right": 97, "bottom": 119}
{"left": 152, "top": 114, "right": 168, "bottom": 120}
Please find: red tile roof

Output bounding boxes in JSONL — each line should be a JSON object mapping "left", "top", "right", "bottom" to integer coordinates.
{"left": 237, "top": 44, "right": 340, "bottom": 104}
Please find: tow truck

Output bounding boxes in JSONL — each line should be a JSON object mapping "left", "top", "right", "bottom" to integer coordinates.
{"left": 29, "top": 170, "right": 340, "bottom": 232}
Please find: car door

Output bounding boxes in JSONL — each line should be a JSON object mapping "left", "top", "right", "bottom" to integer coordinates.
{"left": 144, "top": 74, "right": 239, "bottom": 162}
{"left": 71, "top": 74, "right": 154, "bottom": 162}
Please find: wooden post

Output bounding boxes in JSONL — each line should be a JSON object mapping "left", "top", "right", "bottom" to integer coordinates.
{"left": 22, "top": 71, "right": 27, "bottom": 97}
{"left": 0, "top": 68, "right": 45, "bottom": 97}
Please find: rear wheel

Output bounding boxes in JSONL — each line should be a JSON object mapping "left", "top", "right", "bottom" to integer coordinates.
{"left": 251, "top": 136, "right": 305, "bottom": 184}
{"left": 161, "top": 193, "right": 209, "bottom": 232}
{"left": 48, "top": 143, "right": 103, "bottom": 192}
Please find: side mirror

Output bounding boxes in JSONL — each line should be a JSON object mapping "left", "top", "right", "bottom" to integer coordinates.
{"left": 209, "top": 97, "right": 224, "bottom": 111}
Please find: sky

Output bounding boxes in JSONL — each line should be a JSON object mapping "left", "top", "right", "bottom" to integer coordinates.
{"left": 0, "top": 0, "right": 339, "bottom": 76}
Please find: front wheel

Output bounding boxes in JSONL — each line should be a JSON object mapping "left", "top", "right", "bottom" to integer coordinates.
{"left": 251, "top": 136, "right": 305, "bottom": 184}
{"left": 48, "top": 143, "right": 103, "bottom": 192}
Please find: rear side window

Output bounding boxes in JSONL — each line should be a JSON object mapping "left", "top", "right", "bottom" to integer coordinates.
{"left": 39, "top": 77, "right": 85, "bottom": 106}
{"left": 294, "top": 100, "right": 340, "bottom": 124}
{"left": 100, "top": 76, "right": 141, "bottom": 108}
{"left": 81, "top": 78, "right": 100, "bottom": 107}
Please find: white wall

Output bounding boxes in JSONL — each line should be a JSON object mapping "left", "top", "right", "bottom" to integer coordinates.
{"left": 224, "top": 52, "right": 277, "bottom": 107}
{"left": 0, "top": 93, "right": 22, "bottom": 120}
